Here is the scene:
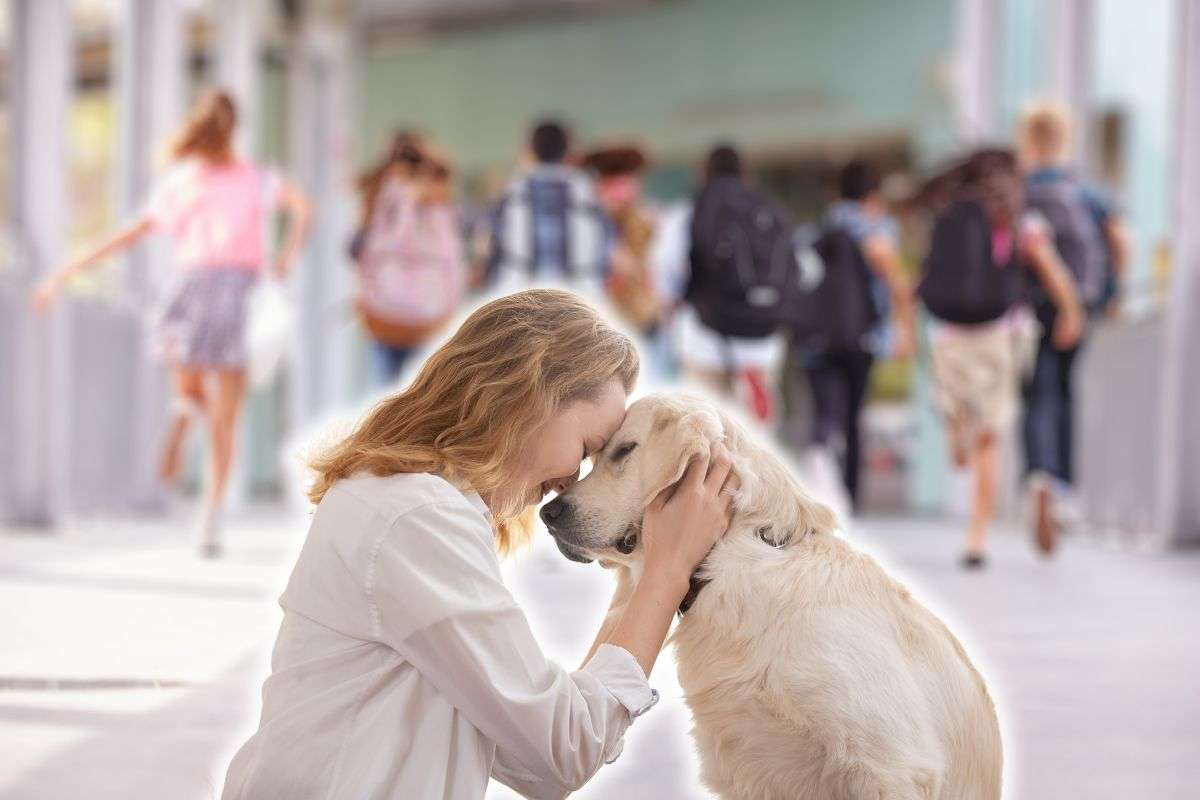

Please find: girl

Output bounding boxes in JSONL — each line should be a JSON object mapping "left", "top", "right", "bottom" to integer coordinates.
{"left": 221, "top": 289, "right": 737, "bottom": 799}
{"left": 923, "top": 149, "right": 1083, "bottom": 567}
{"left": 352, "top": 132, "right": 466, "bottom": 385}
{"left": 33, "top": 89, "right": 311, "bottom": 557}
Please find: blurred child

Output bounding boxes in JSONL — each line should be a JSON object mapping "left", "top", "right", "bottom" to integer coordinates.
{"left": 919, "top": 148, "right": 1083, "bottom": 566}
{"left": 582, "top": 144, "right": 661, "bottom": 337}
{"left": 352, "top": 133, "right": 466, "bottom": 385}
{"left": 797, "top": 160, "right": 915, "bottom": 511}
{"left": 487, "top": 119, "right": 609, "bottom": 290}
{"left": 34, "top": 89, "right": 311, "bottom": 557}
{"left": 1017, "top": 102, "right": 1130, "bottom": 548}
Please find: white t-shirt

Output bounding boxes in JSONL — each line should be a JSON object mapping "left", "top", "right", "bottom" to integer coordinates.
{"left": 221, "top": 472, "right": 657, "bottom": 800}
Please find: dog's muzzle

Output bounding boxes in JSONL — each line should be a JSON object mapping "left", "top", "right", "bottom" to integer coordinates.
{"left": 541, "top": 497, "right": 596, "bottom": 563}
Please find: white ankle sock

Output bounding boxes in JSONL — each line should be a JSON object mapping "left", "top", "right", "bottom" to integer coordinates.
{"left": 196, "top": 501, "right": 223, "bottom": 547}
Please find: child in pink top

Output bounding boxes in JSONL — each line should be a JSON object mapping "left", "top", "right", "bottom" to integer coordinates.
{"left": 33, "top": 90, "right": 311, "bottom": 558}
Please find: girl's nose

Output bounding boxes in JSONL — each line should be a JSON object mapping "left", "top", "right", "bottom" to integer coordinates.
{"left": 552, "top": 468, "right": 581, "bottom": 494}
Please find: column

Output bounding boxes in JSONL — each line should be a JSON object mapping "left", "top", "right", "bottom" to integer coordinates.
{"left": 1157, "top": 0, "right": 1200, "bottom": 546}
{"left": 284, "top": 16, "right": 358, "bottom": 443}
{"left": 212, "top": 0, "right": 261, "bottom": 507}
{"left": 1, "top": 0, "right": 72, "bottom": 527}
{"left": 213, "top": 0, "right": 260, "bottom": 155}
{"left": 1045, "top": 0, "right": 1095, "bottom": 163}
{"left": 114, "top": 0, "right": 185, "bottom": 512}
{"left": 956, "top": 0, "right": 1006, "bottom": 143}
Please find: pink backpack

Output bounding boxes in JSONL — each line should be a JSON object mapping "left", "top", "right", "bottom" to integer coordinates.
{"left": 358, "top": 177, "right": 465, "bottom": 326}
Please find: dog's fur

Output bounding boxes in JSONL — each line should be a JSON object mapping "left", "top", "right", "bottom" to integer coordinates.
{"left": 544, "top": 394, "right": 1002, "bottom": 800}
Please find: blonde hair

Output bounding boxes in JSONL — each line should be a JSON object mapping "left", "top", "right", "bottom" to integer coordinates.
{"left": 168, "top": 89, "right": 237, "bottom": 164}
{"left": 1018, "top": 101, "right": 1071, "bottom": 161}
{"left": 307, "top": 290, "right": 639, "bottom": 553}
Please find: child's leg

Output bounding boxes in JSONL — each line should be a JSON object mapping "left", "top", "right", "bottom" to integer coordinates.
{"left": 196, "top": 368, "right": 247, "bottom": 556}
{"left": 966, "top": 430, "right": 999, "bottom": 556}
{"left": 159, "top": 367, "right": 207, "bottom": 483}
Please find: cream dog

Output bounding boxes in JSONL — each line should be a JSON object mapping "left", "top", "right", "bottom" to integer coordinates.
{"left": 540, "top": 393, "right": 1002, "bottom": 800}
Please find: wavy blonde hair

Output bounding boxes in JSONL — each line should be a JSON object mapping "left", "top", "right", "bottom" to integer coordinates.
{"left": 307, "top": 290, "right": 639, "bottom": 552}
{"left": 168, "top": 89, "right": 236, "bottom": 164}
{"left": 1017, "top": 100, "right": 1071, "bottom": 161}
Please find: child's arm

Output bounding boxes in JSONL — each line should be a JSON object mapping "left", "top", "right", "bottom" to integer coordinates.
{"left": 32, "top": 216, "right": 154, "bottom": 311}
{"left": 1026, "top": 236, "right": 1084, "bottom": 349}
{"left": 272, "top": 177, "right": 312, "bottom": 279}
{"left": 862, "top": 234, "right": 916, "bottom": 358}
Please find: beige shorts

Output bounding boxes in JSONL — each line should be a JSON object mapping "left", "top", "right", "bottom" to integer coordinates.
{"left": 930, "top": 320, "right": 1019, "bottom": 454}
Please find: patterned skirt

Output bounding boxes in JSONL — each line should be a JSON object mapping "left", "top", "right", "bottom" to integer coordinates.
{"left": 151, "top": 267, "right": 260, "bottom": 369}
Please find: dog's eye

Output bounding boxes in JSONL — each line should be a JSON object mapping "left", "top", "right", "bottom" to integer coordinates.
{"left": 611, "top": 442, "right": 638, "bottom": 462}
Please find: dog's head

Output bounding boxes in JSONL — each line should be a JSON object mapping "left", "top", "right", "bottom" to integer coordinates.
{"left": 541, "top": 393, "right": 840, "bottom": 574}
{"left": 538, "top": 393, "right": 730, "bottom": 565}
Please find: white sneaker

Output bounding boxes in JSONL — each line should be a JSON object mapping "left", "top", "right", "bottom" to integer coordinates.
{"left": 1027, "top": 473, "right": 1058, "bottom": 555}
{"left": 195, "top": 503, "right": 223, "bottom": 559}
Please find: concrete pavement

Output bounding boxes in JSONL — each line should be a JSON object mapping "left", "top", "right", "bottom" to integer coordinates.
{"left": 1, "top": 507, "right": 1197, "bottom": 799}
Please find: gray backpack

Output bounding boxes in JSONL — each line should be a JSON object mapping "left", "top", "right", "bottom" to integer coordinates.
{"left": 1025, "top": 177, "right": 1106, "bottom": 314}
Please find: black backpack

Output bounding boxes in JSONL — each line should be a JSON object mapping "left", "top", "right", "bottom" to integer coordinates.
{"left": 919, "top": 198, "right": 1024, "bottom": 325}
{"left": 686, "top": 177, "right": 798, "bottom": 338}
{"left": 787, "top": 223, "right": 881, "bottom": 352}
{"left": 1025, "top": 176, "right": 1106, "bottom": 314}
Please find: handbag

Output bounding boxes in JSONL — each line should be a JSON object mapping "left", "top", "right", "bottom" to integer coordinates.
{"left": 244, "top": 276, "right": 297, "bottom": 388}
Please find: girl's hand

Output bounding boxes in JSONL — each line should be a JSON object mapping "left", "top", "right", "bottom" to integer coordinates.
{"left": 31, "top": 274, "right": 65, "bottom": 314}
{"left": 1052, "top": 305, "right": 1084, "bottom": 350}
{"left": 641, "top": 443, "right": 738, "bottom": 589}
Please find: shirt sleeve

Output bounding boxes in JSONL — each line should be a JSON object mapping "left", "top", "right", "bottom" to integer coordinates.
{"left": 1018, "top": 210, "right": 1051, "bottom": 259}
{"left": 1080, "top": 183, "right": 1116, "bottom": 224}
{"left": 261, "top": 166, "right": 284, "bottom": 212}
{"left": 141, "top": 165, "right": 187, "bottom": 232}
{"left": 368, "top": 500, "right": 658, "bottom": 799}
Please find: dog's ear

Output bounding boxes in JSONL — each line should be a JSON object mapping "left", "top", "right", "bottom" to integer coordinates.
{"left": 799, "top": 497, "right": 839, "bottom": 537}
{"left": 640, "top": 405, "right": 724, "bottom": 505}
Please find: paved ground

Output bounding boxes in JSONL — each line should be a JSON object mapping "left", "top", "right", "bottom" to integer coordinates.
{"left": 1, "top": 506, "right": 1197, "bottom": 799}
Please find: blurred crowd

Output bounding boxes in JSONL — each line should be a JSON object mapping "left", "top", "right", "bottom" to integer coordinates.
{"left": 31, "top": 88, "right": 1128, "bottom": 569}
{"left": 347, "top": 105, "right": 1126, "bottom": 569}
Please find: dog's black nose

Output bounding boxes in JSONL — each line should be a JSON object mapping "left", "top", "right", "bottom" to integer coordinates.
{"left": 540, "top": 496, "right": 568, "bottom": 527}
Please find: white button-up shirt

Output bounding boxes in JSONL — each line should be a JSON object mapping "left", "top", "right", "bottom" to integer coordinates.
{"left": 222, "top": 472, "right": 657, "bottom": 800}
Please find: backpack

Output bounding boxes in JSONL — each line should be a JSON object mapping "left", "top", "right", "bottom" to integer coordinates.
{"left": 686, "top": 177, "right": 798, "bottom": 338}
{"left": 489, "top": 166, "right": 607, "bottom": 282}
{"left": 605, "top": 204, "right": 661, "bottom": 333}
{"left": 918, "top": 197, "right": 1025, "bottom": 325}
{"left": 1024, "top": 176, "right": 1106, "bottom": 313}
{"left": 787, "top": 223, "right": 881, "bottom": 352}
{"left": 358, "top": 177, "right": 465, "bottom": 339}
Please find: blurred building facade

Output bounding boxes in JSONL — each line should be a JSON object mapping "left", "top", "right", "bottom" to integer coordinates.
{"left": 1, "top": 0, "right": 1198, "bottom": 544}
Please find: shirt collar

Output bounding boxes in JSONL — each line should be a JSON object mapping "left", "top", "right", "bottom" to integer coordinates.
{"left": 1028, "top": 166, "right": 1069, "bottom": 182}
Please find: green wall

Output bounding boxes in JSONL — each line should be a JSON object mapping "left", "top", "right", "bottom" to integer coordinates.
{"left": 358, "top": 0, "right": 957, "bottom": 178}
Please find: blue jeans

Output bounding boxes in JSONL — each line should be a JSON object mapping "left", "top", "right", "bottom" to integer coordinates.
{"left": 1021, "top": 329, "right": 1083, "bottom": 485}
{"left": 374, "top": 342, "right": 413, "bottom": 387}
